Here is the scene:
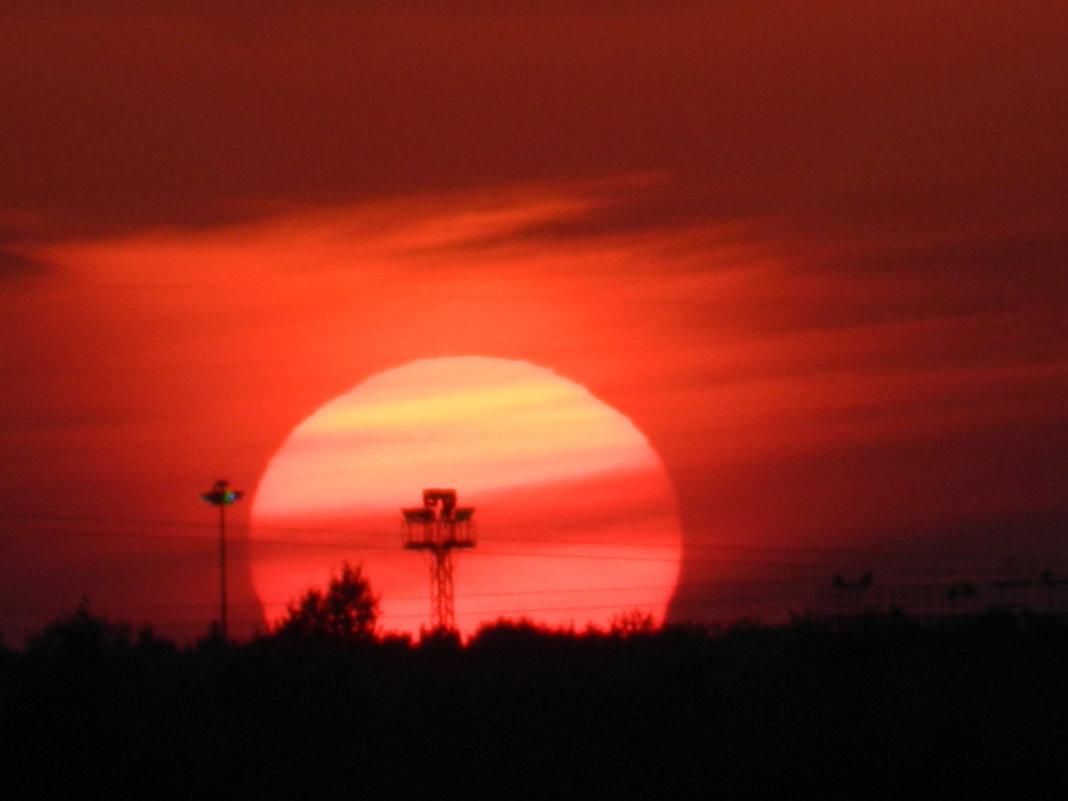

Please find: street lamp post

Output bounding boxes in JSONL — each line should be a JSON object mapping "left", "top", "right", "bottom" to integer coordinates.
{"left": 200, "top": 478, "right": 243, "bottom": 640}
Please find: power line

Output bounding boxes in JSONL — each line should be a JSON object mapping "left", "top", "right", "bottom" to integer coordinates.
{"left": 0, "top": 563, "right": 1052, "bottom": 626}
{"left": 2, "top": 511, "right": 1058, "bottom": 567}
{"left": 6, "top": 521, "right": 1047, "bottom": 572}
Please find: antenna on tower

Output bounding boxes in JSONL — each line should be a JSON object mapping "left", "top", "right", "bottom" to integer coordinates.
{"left": 401, "top": 488, "right": 476, "bottom": 633}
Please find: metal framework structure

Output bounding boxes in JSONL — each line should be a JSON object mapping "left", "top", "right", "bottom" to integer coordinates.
{"left": 402, "top": 488, "right": 476, "bottom": 632}
{"left": 200, "top": 478, "right": 243, "bottom": 640}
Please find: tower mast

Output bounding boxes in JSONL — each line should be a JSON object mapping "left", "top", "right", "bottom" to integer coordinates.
{"left": 402, "top": 488, "right": 476, "bottom": 633}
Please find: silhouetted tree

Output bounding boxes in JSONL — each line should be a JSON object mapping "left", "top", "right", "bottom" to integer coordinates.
{"left": 21, "top": 598, "right": 178, "bottom": 668}
{"left": 25, "top": 597, "right": 133, "bottom": 659}
{"left": 273, "top": 562, "right": 379, "bottom": 641}
{"left": 608, "top": 608, "right": 657, "bottom": 637}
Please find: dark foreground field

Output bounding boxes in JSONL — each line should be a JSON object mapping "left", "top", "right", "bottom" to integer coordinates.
{"left": 3, "top": 611, "right": 1067, "bottom": 797}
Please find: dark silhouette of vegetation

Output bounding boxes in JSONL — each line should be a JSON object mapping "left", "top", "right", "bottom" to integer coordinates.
{"left": 2, "top": 606, "right": 1067, "bottom": 796}
{"left": 607, "top": 607, "right": 657, "bottom": 637}
{"left": 24, "top": 597, "right": 171, "bottom": 660}
{"left": 272, "top": 562, "right": 379, "bottom": 642}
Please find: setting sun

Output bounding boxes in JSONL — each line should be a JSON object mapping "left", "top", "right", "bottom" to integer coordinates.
{"left": 250, "top": 356, "right": 682, "bottom": 637}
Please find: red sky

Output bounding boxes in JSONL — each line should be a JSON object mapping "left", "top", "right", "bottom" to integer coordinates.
{"left": 1, "top": 1, "right": 1066, "bottom": 643}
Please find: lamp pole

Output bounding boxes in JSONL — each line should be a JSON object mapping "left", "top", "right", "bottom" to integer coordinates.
{"left": 200, "top": 478, "right": 243, "bottom": 640}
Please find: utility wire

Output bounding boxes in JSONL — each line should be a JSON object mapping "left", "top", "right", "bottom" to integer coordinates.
{"left": 4, "top": 521, "right": 1046, "bottom": 573}
{"left": 1, "top": 511, "right": 1056, "bottom": 566}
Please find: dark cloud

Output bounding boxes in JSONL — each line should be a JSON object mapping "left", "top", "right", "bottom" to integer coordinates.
{"left": 0, "top": 249, "right": 48, "bottom": 279}
{"left": 4, "top": 1, "right": 1065, "bottom": 244}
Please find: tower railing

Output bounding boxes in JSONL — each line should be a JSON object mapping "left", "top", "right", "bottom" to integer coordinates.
{"left": 402, "top": 488, "right": 476, "bottom": 632}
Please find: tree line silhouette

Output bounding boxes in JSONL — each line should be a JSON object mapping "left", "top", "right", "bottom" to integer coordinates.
{"left": 2, "top": 565, "right": 1067, "bottom": 796}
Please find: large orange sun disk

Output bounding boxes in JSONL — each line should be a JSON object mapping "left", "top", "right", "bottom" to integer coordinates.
{"left": 250, "top": 356, "right": 682, "bottom": 638}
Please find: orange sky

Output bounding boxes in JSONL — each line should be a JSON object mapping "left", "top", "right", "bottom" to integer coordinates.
{"left": 1, "top": 2, "right": 1066, "bottom": 643}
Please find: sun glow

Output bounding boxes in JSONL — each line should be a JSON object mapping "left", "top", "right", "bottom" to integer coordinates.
{"left": 250, "top": 356, "right": 682, "bottom": 637}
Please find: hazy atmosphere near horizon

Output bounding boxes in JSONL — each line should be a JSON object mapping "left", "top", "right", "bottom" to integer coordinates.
{"left": 2, "top": 1, "right": 1066, "bottom": 644}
